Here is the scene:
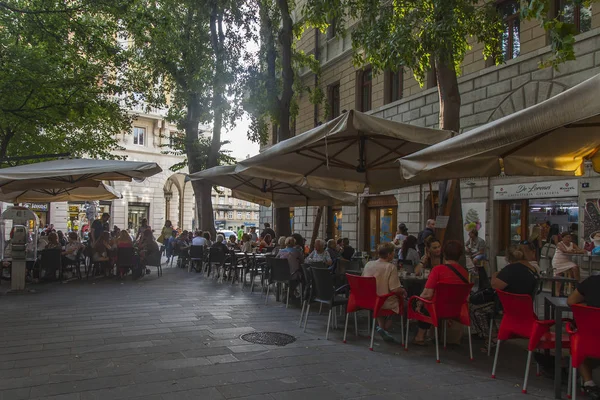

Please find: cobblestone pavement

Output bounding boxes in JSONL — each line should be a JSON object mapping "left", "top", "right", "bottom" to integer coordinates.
{"left": 0, "top": 266, "right": 559, "bottom": 400}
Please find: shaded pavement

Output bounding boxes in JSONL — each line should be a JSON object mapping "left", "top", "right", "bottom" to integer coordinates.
{"left": 0, "top": 266, "right": 560, "bottom": 400}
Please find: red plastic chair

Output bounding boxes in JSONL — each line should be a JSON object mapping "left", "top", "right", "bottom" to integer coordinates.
{"left": 491, "top": 290, "right": 570, "bottom": 394}
{"left": 343, "top": 274, "right": 405, "bottom": 351}
{"left": 405, "top": 282, "right": 474, "bottom": 363}
{"left": 566, "top": 304, "right": 600, "bottom": 400}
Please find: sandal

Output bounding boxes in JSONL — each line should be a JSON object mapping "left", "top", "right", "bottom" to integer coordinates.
{"left": 412, "top": 339, "right": 427, "bottom": 346}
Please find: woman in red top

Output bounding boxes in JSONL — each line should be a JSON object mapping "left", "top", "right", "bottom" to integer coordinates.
{"left": 412, "top": 240, "right": 469, "bottom": 345}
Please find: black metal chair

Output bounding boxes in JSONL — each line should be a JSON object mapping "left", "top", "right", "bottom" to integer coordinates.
{"left": 207, "top": 247, "right": 226, "bottom": 279}
{"left": 299, "top": 264, "right": 315, "bottom": 327}
{"left": 116, "top": 247, "right": 135, "bottom": 278}
{"left": 63, "top": 247, "right": 84, "bottom": 280}
{"left": 305, "top": 267, "right": 349, "bottom": 339}
{"left": 265, "top": 258, "right": 293, "bottom": 307}
{"left": 40, "top": 248, "right": 62, "bottom": 281}
{"left": 189, "top": 245, "right": 204, "bottom": 273}
{"left": 144, "top": 251, "right": 162, "bottom": 277}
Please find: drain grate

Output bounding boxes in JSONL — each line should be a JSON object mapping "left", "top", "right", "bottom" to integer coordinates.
{"left": 240, "top": 331, "right": 296, "bottom": 346}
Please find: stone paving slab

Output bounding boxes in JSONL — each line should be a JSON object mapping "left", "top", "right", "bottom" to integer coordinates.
{"left": 0, "top": 266, "right": 560, "bottom": 400}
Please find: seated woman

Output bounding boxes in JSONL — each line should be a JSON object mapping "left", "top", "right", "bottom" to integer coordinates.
{"left": 470, "top": 242, "right": 539, "bottom": 351}
{"left": 258, "top": 234, "right": 273, "bottom": 252}
{"left": 139, "top": 229, "right": 159, "bottom": 273}
{"left": 116, "top": 230, "right": 134, "bottom": 277}
{"left": 62, "top": 231, "right": 83, "bottom": 264}
{"left": 93, "top": 231, "right": 112, "bottom": 276}
{"left": 326, "top": 239, "right": 340, "bottom": 270}
{"left": 552, "top": 232, "right": 584, "bottom": 296}
{"left": 412, "top": 240, "right": 468, "bottom": 346}
{"left": 203, "top": 231, "right": 212, "bottom": 247}
{"left": 277, "top": 236, "right": 304, "bottom": 282}
{"left": 211, "top": 234, "right": 229, "bottom": 254}
{"left": 46, "top": 232, "right": 62, "bottom": 250}
{"left": 415, "top": 236, "right": 442, "bottom": 277}
{"left": 362, "top": 242, "right": 406, "bottom": 342}
{"left": 305, "top": 238, "right": 332, "bottom": 266}
{"left": 227, "top": 234, "right": 240, "bottom": 250}
{"left": 240, "top": 233, "right": 253, "bottom": 253}
{"left": 272, "top": 236, "right": 286, "bottom": 256}
{"left": 399, "top": 235, "right": 420, "bottom": 271}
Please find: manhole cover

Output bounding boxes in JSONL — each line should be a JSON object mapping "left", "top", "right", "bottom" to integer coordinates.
{"left": 240, "top": 332, "right": 296, "bottom": 346}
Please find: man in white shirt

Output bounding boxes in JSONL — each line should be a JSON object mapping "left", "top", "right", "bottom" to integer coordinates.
{"left": 191, "top": 230, "right": 207, "bottom": 247}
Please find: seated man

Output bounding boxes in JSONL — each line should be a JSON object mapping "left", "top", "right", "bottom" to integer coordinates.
{"left": 465, "top": 229, "right": 486, "bottom": 267}
{"left": 567, "top": 274, "right": 600, "bottom": 399}
{"left": 362, "top": 242, "right": 406, "bottom": 342}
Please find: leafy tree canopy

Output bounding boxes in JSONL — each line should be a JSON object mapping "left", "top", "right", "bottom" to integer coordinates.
{"left": 302, "top": 0, "right": 504, "bottom": 86}
{"left": 0, "top": 0, "right": 133, "bottom": 163}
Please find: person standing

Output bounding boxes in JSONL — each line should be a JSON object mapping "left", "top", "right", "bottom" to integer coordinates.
{"left": 237, "top": 225, "right": 245, "bottom": 241}
{"left": 417, "top": 219, "right": 436, "bottom": 255}
{"left": 250, "top": 227, "right": 258, "bottom": 242}
{"left": 261, "top": 223, "right": 276, "bottom": 240}
{"left": 91, "top": 213, "right": 110, "bottom": 245}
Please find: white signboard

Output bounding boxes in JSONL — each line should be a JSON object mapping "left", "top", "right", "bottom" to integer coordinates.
{"left": 435, "top": 215, "right": 450, "bottom": 229}
{"left": 493, "top": 179, "right": 578, "bottom": 200}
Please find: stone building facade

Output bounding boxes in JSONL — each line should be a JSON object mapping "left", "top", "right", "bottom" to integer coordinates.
{"left": 262, "top": 3, "right": 600, "bottom": 271}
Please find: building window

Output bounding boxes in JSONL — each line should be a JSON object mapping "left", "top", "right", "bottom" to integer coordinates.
{"left": 498, "top": 0, "right": 520, "bottom": 61}
{"left": 227, "top": 211, "right": 233, "bottom": 219}
{"left": 326, "top": 17, "right": 337, "bottom": 40}
{"left": 327, "top": 82, "right": 341, "bottom": 120}
{"left": 237, "top": 211, "right": 242, "bottom": 219}
{"left": 246, "top": 212, "right": 251, "bottom": 218}
{"left": 228, "top": 197, "right": 233, "bottom": 205}
{"left": 384, "top": 69, "right": 403, "bottom": 104}
{"left": 133, "top": 127, "right": 145, "bottom": 146}
{"left": 357, "top": 68, "right": 372, "bottom": 112}
{"left": 218, "top": 197, "right": 224, "bottom": 204}
{"left": 556, "top": 0, "right": 592, "bottom": 34}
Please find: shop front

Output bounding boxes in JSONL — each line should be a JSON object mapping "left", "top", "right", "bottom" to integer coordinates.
{"left": 494, "top": 179, "right": 579, "bottom": 253}
{"left": 67, "top": 201, "right": 112, "bottom": 234}
{"left": 364, "top": 195, "right": 397, "bottom": 257}
{"left": 128, "top": 202, "right": 150, "bottom": 238}
{"left": 22, "top": 203, "right": 50, "bottom": 231}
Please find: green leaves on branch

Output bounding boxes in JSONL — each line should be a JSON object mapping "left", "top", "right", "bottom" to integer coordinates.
{"left": 0, "top": 0, "right": 132, "bottom": 163}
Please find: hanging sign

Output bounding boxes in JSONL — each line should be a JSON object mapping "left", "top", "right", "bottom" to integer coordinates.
{"left": 493, "top": 179, "right": 578, "bottom": 200}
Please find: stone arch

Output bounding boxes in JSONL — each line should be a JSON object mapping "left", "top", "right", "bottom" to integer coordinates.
{"left": 488, "top": 80, "right": 568, "bottom": 122}
{"left": 164, "top": 173, "right": 186, "bottom": 229}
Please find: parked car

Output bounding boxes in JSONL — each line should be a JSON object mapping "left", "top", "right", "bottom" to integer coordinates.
{"left": 218, "top": 230, "right": 237, "bottom": 240}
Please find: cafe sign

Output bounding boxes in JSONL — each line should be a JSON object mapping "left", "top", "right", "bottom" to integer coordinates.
{"left": 22, "top": 203, "right": 49, "bottom": 212}
{"left": 493, "top": 179, "right": 578, "bottom": 200}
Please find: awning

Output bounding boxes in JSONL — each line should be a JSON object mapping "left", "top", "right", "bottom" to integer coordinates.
{"left": 236, "top": 109, "right": 453, "bottom": 193}
{"left": 187, "top": 165, "right": 356, "bottom": 208}
{"left": 398, "top": 74, "right": 600, "bottom": 184}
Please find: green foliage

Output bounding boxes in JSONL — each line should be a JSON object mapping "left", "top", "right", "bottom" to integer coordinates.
{"left": 161, "top": 132, "right": 235, "bottom": 172}
{"left": 246, "top": 0, "right": 326, "bottom": 143}
{"left": 303, "top": 0, "right": 504, "bottom": 86}
{"left": 0, "top": 0, "right": 132, "bottom": 163}
{"left": 123, "top": 0, "right": 251, "bottom": 172}
{"left": 521, "top": 0, "right": 595, "bottom": 69}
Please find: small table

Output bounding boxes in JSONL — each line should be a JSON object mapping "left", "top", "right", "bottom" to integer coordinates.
{"left": 543, "top": 296, "right": 571, "bottom": 399}
{"left": 540, "top": 275, "right": 578, "bottom": 297}
{"left": 400, "top": 275, "right": 427, "bottom": 297}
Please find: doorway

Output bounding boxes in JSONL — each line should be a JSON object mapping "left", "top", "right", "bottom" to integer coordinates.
{"left": 364, "top": 195, "right": 397, "bottom": 257}
{"left": 128, "top": 203, "right": 150, "bottom": 238}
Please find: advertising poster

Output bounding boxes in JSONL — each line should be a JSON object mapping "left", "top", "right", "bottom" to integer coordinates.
{"left": 462, "top": 202, "right": 486, "bottom": 242}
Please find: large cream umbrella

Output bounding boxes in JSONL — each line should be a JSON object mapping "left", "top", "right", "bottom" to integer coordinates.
{"left": 398, "top": 74, "right": 600, "bottom": 184}
{"left": 188, "top": 165, "right": 357, "bottom": 208}
{"left": 235, "top": 110, "right": 453, "bottom": 193}
{"left": 0, "top": 181, "right": 122, "bottom": 203}
{"left": 0, "top": 158, "right": 162, "bottom": 191}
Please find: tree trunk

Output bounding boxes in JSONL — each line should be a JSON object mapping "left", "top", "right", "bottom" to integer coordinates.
{"left": 309, "top": 206, "right": 324, "bottom": 251}
{"left": 435, "top": 58, "right": 464, "bottom": 247}
{"left": 184, "top": 97, "right": 215, "bottom": 237}
{"left": 271, "top": 0, "right": 296, "bottom": 238}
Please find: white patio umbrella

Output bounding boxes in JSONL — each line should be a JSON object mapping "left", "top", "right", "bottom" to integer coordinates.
{"left": 0, "top": 158, "right": 162, "bottom": 191}
{"left": 235, "top": 109, "right": 453, "bottom": 193}
{"left": 187, "top": 165, "right": 357, "bottom": 208}
{"left": 398, "top": 73, "right": 600, "bottom": 184}
{"left": 0, "top": 181, "right": 122, "bottom": 203}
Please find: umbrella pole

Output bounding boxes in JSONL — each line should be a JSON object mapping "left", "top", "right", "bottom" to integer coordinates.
{"left": 428, "top": 181, "right": 435, "bottom": 219}
{"left": 309, "top": 206, "right": 324, "bottom": 252}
